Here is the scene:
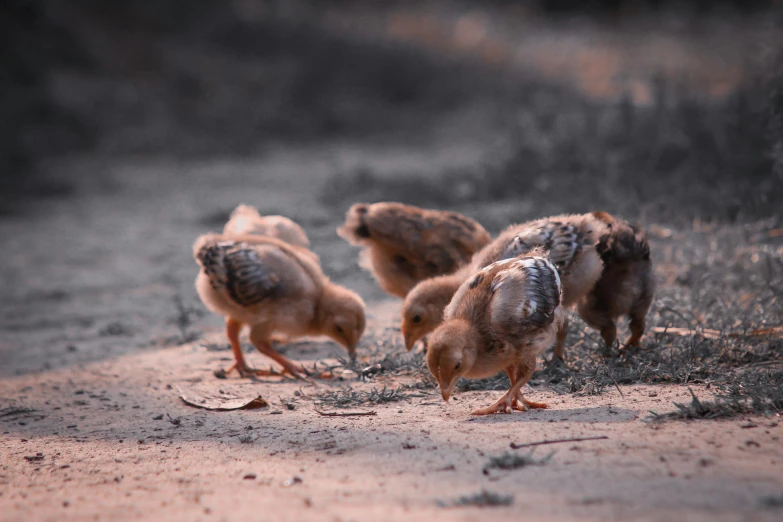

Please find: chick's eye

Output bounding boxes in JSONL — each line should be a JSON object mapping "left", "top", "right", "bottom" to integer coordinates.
{"left": 335, "top": 325, "right": 344, "bottom": 334}
{"left": 454, "top": 362, "right": 461, "bottom": 371}
{"left": 412, "top": 315, "right": 421, "bottom": 324}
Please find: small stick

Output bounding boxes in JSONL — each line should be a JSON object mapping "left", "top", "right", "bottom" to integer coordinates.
{"left": 652, "top": 326, "right": 721, "bottom": 339}
{"left": 510, "top": 435, "right": 608, "bottom": 449}
{"left": 314, "top": 409, "right": 376, "bottom": 417}
{"left": 603, "top": 360, "right": 625, "bottom": 398}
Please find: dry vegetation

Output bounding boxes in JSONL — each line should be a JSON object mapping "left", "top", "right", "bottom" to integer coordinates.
{"left": 318, "top": 74, "right": 783, "bottom": 420}
{"left": 2, "top": 4, "right": 783, "bottom": 520}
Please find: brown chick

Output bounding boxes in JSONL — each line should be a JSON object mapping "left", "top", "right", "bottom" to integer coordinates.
{"left": 194, "top": 233, "right": 365, "bottom": 379}
{"left": 404, "top": 212, "right": 654, "bottom": 359}
{"left": 400, "top": 265, "right": 470, "bottom": 351}
{"left": 426, "top": 253, "right": 563, "bottom": 415}
{"left": 577, "top": 211, "right": 655, "bottom": 350}
{"left": 403, "top": 213, "right": 606, "bottom": 358}
{"left": 223, "top": 204, "right": 310, "bottom": 248}
{"left": 337, "top": 202, "right": 491, "bottom": 298}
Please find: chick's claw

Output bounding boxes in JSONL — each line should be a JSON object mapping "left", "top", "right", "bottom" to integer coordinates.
{"left": 301, "top": 367, "right": 335, "bottom": 380}
{"left": 471, "top": 394, "right": 517, "bottom": 416}
{"left": 519, "top": 397, "right": 548, "bottom": 410}
{"left": 215, "top": 363, "right": 280, "bottom": 380}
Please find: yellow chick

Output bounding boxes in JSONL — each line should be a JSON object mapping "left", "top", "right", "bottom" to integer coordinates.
{"left": 193, "top": 233, "right": 365, "bottom": 379}
{"left": 337, "top": 202, "right": 491, "bottom": 298}
{"left": 223, "top": 204, "right": 310, "bottom": 248}
{"left": 427, "top": 252, "right": 564, "bottom": 415}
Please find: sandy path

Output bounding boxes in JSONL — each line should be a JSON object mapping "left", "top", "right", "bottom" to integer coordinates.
{"left": 2, "top": 335, "right": 782, "bottom": 522}
{"left": 1, "top": 142, "right": 782, "bottom": 521}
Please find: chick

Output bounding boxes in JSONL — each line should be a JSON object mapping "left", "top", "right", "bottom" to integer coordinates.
{"left": 403, "top": 213, "right": 606, "bottom": 358}
{"left": 426, "top": 253, "right": 563, "bottom": 415}
{"left": 194, "top": 233, "right": 365, "bottom": 378}
{"left": 223, "top": 204, "right": 310, "bottom": 248}
{"left": 337, "top": 202, "right": 491, "bottom": 298}
{"left": 578, "top": 211, "right": 655, "bottom": 350}
{"left": 404, "top": 212, "right": 654, "bottom": 359}
{"left": 401, "top": 266, "right": 471, "bottom": 351}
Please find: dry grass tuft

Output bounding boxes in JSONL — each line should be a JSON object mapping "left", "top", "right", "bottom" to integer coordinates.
{"left": 438, "top": 490, "right": 514, "bottom": 508}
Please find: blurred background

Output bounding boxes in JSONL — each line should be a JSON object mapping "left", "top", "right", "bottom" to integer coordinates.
{"left": 3, "top": 0, "right": 782, "bottom": 223}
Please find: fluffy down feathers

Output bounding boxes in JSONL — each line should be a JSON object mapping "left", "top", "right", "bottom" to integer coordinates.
{"left": 193, "top": 233, "right": 365, "bottom": 378}
{"left": 223, "top": 204, "right": 310, "bottom": 248}
{"left": 426, "top": 252, "right": 564, "bottom": 414}
{"left": 402, "top": 213, "right": 605, "bottom": 351}
{"left": 445, "top": 253, "right": 562, "bottom": 335}
{"left": 195, "top": 239, "right": 281, "bottom": 307}
{"left": 592, "top": 211, "right": 651, "bottom": 264}
{"left": 578, "top": 212, "right": 655, "bottom": 348}
{"left": 338, "top": 202, "right": 491, "bottom": 298}
{"left": 487, "top": 257, "right": 562, "bottom": 336}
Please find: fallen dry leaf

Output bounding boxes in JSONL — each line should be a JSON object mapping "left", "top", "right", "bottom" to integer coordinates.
{"left": 177, "top": 385, "right": 268, "bottom": 411}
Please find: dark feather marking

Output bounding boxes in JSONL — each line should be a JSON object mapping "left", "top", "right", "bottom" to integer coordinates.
{"left": 355, "top": 224, "right": 371, "bottom": 238}
{"left": 198, "top": 242, "right": 280, "bottom": 307}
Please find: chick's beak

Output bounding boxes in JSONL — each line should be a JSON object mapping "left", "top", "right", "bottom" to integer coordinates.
{"left": 438, "top": 373, "right": 454, "bottom": 402}
{"left": 345, "top": 341, "right": 356, "bottom": 360}
{"left": 345, "top": 332, "right": 360, "bottom": 360}
{"left": 404, "top": 331, "right": 416, "bottom": 352}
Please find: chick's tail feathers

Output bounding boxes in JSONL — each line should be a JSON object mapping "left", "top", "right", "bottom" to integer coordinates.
{"left": 193, "top": 233, "right": 226, "bottom": 265}
{"left": 337, "top": 203, "right": 372, "bottom": 244}
{"left": 595, "top": 216, "right": 651, "bottom": 264}
{"left": 229, "top": 204, "right": 260, "bottom": 218}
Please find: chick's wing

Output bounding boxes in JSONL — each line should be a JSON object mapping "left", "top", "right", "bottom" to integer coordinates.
{"left": 488, "top": 257, "right": 562, "bottom": 337}
{"left": 500, "top": 220, "right": 582, "bottom": 272}
{"left": 196, "top": 240, "right": 282, "bottom": 307}
{"left": 363, "top": 204, "right": 487, "bottom": 271}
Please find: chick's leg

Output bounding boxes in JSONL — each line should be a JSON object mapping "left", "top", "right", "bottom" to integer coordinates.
{"left": 248, "top": 327, "right": 333, "bottom": 379}
{"left": 248, "top": 326, "right": 308, "bottom": 378}
{"left": 223, "top": 318, "right": 278, "bottom": 378}
{"left": 512, "top": 359, "right": 548, "bottom": 410}
{"left": 624, "top": 292, "right": 653, "bottom": 348}
{"left": 470, "top": 379, "right": 521, "bottom": 415}
{"left": 600, "top": 324, "right": 617, "bottom": 349}
{"left": 578, "top": 300, "right": 617, "bottom": 352}
{"left": 471, "top": 359, "right": 543, "bottom": 415}
{"left": 625, "top": 315, "right": 645, "bottom": 347}
{"left": 553, "top": 315, "right": 569, "bottom": 361}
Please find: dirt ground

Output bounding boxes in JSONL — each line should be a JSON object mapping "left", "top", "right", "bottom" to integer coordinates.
{"left": 1, "top": 137, "right": 782, "bottom": 522}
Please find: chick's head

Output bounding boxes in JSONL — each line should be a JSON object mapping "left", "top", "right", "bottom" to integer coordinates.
{"left": 320, "top": 284, "right": 366, "bottom": 359}
{"left": 426, "top": 319, "right": 477, "bottom": 402}
{"left": 401, "top": 275, "right": 460, "bottom": 351}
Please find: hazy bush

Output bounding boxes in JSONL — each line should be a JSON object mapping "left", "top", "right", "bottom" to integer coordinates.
{"left": 326, "top": 71, "right": 783, "bottom": 223}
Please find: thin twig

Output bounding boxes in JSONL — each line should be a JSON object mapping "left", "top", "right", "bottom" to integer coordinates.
{"left": 314, "top": 409, "right": 376, "bottom": 417}
{"left": 652, "top": 326, "right": 721, "bottom": 339}
{"left": 0, "top": 407, "right": 37, "bottom": 419}
{"left": 510, "top": 435, "right": 608, "bottom": 449}
{"left": 603, "top": 360, "right": 625, "bottom": 398}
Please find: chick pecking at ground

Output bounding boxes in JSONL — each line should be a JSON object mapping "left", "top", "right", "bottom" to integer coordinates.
{"left": 403, "top": 213, "right": 603, "bottom": 354}
{"left": 403, "top": 212, "right": 653, "bottom": 359}
{"left": 337, "top": 202, "right": 491, "bottom": 298}
{"left": 223, "top": 204, "right": 310, "bottom": 248}
{"left": 578, "top": 211, "right": 655, "bottom": 350}
{"left": 193, "top": 233, "right": 365, "bottom": 379}
{"left": 426, "top": 252, "right": 564, "bottom": 415}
